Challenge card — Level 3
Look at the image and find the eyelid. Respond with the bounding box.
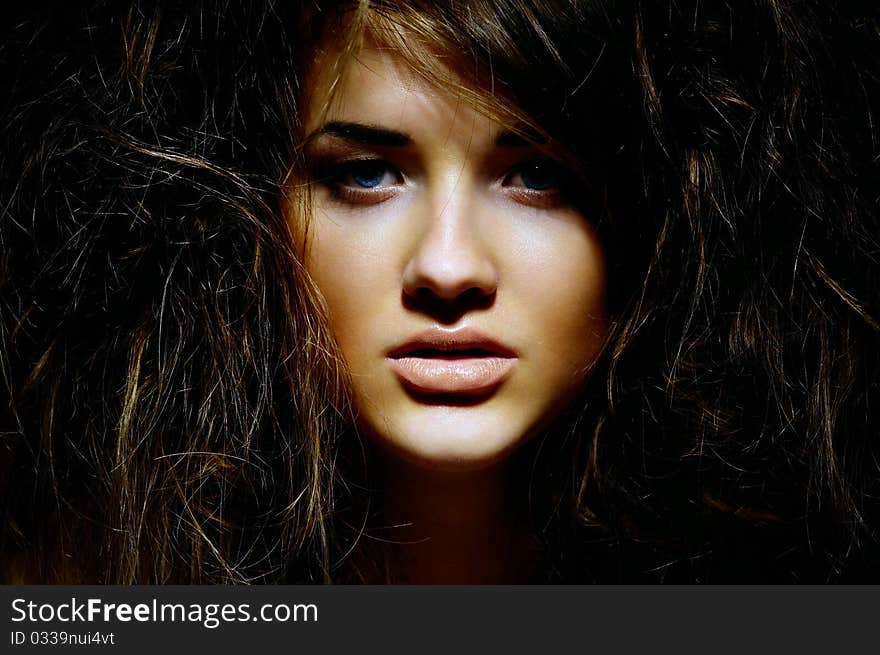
[497,158,572,208]
[314,157,403,181]
[312,157,407,206]
[500,158,568,184]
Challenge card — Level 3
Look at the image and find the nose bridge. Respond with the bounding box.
[403,180,497,301]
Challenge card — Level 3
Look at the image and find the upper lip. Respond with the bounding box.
[387,327,516,359]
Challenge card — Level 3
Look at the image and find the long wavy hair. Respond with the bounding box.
[1,0,878,583]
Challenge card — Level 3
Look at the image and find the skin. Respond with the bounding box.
[293,36,606,582]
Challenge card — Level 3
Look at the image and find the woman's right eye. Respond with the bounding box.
[319,159,405,205]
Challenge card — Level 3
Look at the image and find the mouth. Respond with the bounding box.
[387,329,517,398]
[395,347,502,359]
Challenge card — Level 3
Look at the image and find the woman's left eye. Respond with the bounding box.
[501,160,570,205]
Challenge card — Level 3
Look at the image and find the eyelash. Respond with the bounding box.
[316,159,405,205]
[315,158,570,208]
[501,161,569,208]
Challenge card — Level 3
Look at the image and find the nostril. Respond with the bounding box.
[402,286,496,324]
[409,284,494,305]
[456,286,495,304]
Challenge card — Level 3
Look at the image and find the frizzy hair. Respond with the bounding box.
[0,1,349,583]
[1,0,878,583]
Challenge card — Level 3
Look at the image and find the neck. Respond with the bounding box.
[372,450,536,584]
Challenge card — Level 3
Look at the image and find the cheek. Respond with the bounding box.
[302,217,399,362]
[505,213,606,366]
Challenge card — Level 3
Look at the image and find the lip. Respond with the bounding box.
[387,327,517,397]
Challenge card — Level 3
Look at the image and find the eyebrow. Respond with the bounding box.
[310,121,547,150]
[313,121,412,147]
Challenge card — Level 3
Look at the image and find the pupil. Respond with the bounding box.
[351,162,386,188]
[521,164,555,190]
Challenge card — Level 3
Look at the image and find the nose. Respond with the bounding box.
[402,192,498,305]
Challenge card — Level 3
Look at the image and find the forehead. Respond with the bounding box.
[302,34,505,145]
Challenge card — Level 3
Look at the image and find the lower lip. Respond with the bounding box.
[387,356,516,396]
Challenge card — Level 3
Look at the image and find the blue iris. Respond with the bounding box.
[519,162,558,190]
[348,161,388,188]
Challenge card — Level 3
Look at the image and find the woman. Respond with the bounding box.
[1,0,878,583]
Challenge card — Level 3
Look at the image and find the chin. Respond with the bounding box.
[360,404,536,473]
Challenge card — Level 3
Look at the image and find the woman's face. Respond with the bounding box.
[296,39,606,472]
